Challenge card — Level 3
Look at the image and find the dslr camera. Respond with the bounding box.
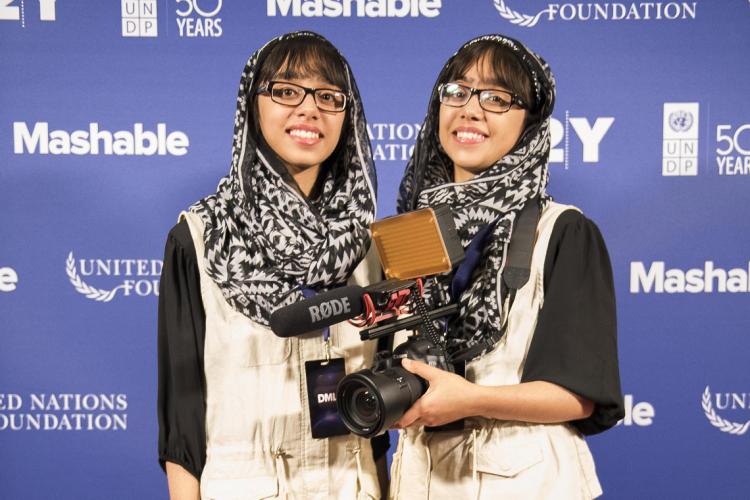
[336,206,464,437]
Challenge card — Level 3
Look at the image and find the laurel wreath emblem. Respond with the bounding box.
[493,0,548,28]
[702,386,750,436]
[66,252,120,302]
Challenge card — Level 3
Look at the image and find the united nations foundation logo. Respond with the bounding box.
[493,0,547,27]
[66,252,162,302]
[702,386,750,436]
[492,1,697,27]
[668,110,694,133]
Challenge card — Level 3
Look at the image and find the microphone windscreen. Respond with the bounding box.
[270,285,367,338]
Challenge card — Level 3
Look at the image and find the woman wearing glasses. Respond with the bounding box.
[390,35,624,499]
[157,32,385,499]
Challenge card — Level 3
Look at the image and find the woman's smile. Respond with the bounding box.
[452,126,488,144]
[287,124,323,145]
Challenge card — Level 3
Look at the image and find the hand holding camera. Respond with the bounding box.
[393,358,482,429]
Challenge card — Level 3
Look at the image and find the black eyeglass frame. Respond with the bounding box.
[438,82,527,114]
[255,80,349,113]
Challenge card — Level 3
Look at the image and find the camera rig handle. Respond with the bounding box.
[358,303,458,341]
[347,277,458,342]
[348,278,422,328]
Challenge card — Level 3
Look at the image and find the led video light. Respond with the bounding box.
[371,206,463,280]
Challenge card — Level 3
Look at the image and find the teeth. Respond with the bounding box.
[289,129,320,139]
[456,131,485,142]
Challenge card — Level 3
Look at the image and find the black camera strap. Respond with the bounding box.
[448,198,541,363]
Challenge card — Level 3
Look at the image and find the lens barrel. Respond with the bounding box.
[336,366,425,437]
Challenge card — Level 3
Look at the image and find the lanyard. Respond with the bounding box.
[301,287,331,361]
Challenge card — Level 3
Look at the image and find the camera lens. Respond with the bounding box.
[352,388,379,422]
[337,367,426,438]
[340,382,382,431]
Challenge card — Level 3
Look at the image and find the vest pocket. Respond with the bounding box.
[347,439,381,500]
[201,459,278,500]
[242,330,291,367]
[475,438,543,478]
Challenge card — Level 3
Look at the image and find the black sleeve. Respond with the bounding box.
[157,219,207,480]
[520,210,624,435]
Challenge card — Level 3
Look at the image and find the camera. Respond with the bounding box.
[271,202,540,439]
[336,335,454,438]
[270,206,467,437]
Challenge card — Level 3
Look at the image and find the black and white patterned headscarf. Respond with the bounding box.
[398,34,555,362]
[189,31,377,326]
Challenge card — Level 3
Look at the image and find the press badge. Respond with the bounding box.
[304,334,349,439]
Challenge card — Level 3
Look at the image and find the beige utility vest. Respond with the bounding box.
[389,202,603,500]
[182,211,382,500]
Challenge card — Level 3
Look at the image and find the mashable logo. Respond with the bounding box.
[267,0,442,17]
[630,261,750,293]
[616,394,654,427]
[663,102,699,176]
[0,267,18,293]
[13,122,189,156]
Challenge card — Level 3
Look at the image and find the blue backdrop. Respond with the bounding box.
[1,1,749,498]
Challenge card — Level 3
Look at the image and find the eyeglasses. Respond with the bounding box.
[438,82,527,114]
[256,81,348,112]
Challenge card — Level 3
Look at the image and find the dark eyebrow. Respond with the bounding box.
[456,75,507,88]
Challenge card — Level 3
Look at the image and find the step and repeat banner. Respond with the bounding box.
[1,1,749,498]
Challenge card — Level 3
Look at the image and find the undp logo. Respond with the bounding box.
[668,110,694,133]
[492,1,697,27]
[121,0,158,37]
[662,102,699,176]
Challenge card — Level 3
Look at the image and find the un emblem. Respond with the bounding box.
[669,110,694,133]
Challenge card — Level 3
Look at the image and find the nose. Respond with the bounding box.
[295,92,320,118]
[461,93,484,120]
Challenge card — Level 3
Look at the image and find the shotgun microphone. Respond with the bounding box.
[270,285,367,338]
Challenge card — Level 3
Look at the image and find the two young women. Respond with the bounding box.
[158,31,623,500]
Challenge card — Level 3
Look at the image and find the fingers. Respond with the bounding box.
[401,358,442,380]
[396,399,423,428]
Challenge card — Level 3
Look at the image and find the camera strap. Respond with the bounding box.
[448,198,541,362]
[502,196,541,291]
[451,197,540,299]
